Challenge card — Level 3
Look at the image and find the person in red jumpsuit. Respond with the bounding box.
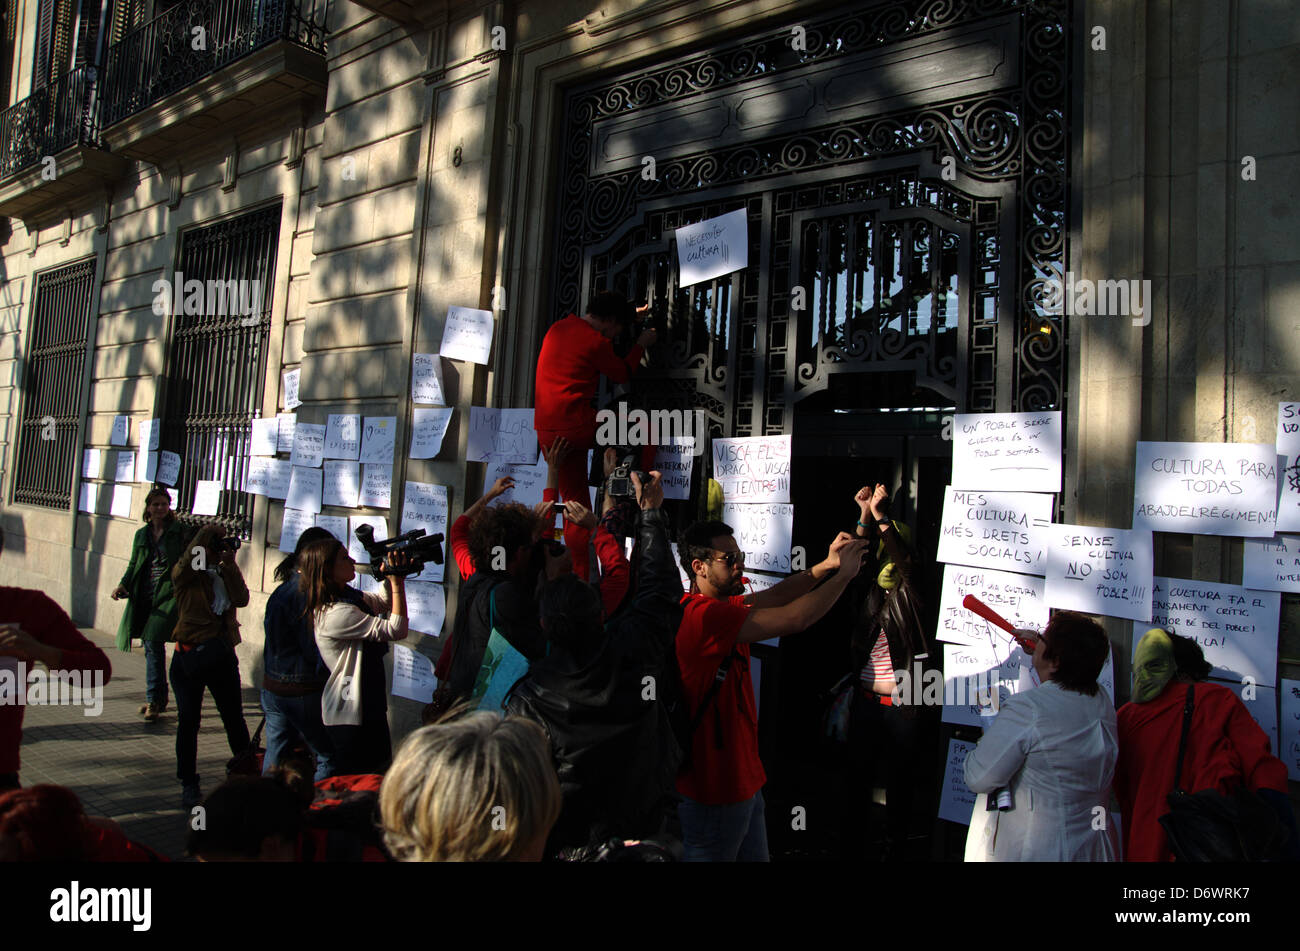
[534,292,656,578]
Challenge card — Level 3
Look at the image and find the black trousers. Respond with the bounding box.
[169,638,251,786]
[844,692,934,857]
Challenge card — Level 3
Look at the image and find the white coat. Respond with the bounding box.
[963,680,1118,862]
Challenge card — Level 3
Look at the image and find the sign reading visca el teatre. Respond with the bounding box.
[1133,442,1277,536]
[711,435,791,504]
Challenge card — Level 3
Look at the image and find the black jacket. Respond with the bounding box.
[507,507,684,855]
[440,568,548,703]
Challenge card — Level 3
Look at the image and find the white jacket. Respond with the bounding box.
[315,591,407,726]
[963,681,1118,862]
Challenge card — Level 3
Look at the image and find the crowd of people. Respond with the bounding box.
[0,292,1296,863]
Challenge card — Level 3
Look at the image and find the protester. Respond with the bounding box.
[299,538,409,774]
[186,775,302,861]
[674,521,868,861]
[963,611,1118,861]
[111,488,186,721]
[0,522,113,791]
[170,523,252,810]
[0,784,163,861]
[261,527,340,781]
[534,291,656,578]
[380,710,561,862]
[507,471,684,857]
[1114,628,1298,861]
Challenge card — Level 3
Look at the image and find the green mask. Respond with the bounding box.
[877,561,900,591]
[1132,628,1176,703]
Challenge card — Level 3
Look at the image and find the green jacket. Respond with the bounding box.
[115,520,188,650]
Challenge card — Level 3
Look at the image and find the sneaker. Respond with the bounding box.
[142,703,162,722]
[138,703,149,716]
[181,782,203,811]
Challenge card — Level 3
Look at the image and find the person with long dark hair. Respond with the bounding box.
[111,487,186,721]
[298,538,409,774]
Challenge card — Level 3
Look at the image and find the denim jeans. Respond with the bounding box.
[677,790,769,862]
[169,638,250,786]
[261,688,337,782]
[144,640,168,707]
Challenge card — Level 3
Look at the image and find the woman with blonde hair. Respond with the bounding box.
[381,711,561,862]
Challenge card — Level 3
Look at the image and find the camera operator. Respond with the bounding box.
[507,471,685,857]
[535,291,656,579]
[298,539,412,775]
[170,523,252,810]
[674,523,869,861]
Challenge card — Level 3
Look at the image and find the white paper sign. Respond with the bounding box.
[135,450,157,484]
[355,571,385,596]
[139,418,160,452]
[676,208,748,288]
[360,417,397,465]
[483,453,547,509]
[286,466,324,515]
[391,643,439,703]
[653,436,696,500]
[110,483,134,518]
[324,414,361,461]
[290,423,326,468]
[952,411,1062,493]
[467,407,536,463]
[157,451,181,487]
[938,738,978,825]
[276,414,296,453]
[323,461,361,509]
[721,501,794,574]
[1280,679,1300,782]
[942,637,1026,727]
[1132,577,1280,687]
[251,418,279,456]
[263,459,292,500]
[711,435,792,504]
[110,415,130,446]
[405,581,447,638]
[399,481,449,584]
[937,566,1048,647]
[1044,525,1153,622]
[348,516,389,566]
[82,448,102,479]
[439,306,495,365]
[313,514,349,545]
[78,482,100,514]
[411,353,446,405]
[1276,403,1300,533]
[1228,682,1279,759]
[193,480,222,516]
[283,368,302,409]
[1133,442,1278,536]
[359,464,392,509]
[114,450,136,483]
[1243,534,1300,593]
[410,407,454,459]
[670,542,693,589]
[936,487,1055,576]
[279,507,316,553]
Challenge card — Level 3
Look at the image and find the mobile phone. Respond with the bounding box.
[551,502,565,512]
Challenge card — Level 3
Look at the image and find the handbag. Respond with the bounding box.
[1157,685,1289,861]
[226,717,266,777]
[322,640,366,727]
[474,590,530,713]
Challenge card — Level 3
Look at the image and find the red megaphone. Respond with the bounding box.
[962,594,1039,652]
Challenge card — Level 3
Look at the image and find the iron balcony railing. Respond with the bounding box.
[101,0,326,128]
[0,64,101,180]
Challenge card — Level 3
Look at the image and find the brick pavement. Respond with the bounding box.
[15,627,263,860]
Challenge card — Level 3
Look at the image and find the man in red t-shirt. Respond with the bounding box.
[534,292,656,578]
[675,520,867,861]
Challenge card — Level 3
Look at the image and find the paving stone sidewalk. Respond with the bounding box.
[15,627,264,859]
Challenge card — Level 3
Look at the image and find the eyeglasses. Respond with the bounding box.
[710,550,745,569]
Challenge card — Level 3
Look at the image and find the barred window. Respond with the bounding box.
[160,204,279,538]
[12,257,96,509]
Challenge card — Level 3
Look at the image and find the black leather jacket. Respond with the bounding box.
[507,507,684,855]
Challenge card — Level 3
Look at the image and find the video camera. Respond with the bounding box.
[353,523,444,578]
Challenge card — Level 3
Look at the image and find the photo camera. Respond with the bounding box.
[353,523,444,578]
[606,450,646,501]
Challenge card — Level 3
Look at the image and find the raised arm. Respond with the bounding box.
[963,694,1034,792]
[744,532,858,608]
[736,538,868,643]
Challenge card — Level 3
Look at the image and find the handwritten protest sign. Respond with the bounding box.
[360,417,396,465]
[653,436,696,500]
[410,407,454,459]
[711,435,791,504]
[251,418,279,456]
[110,484,134,518]
[1277,403,1300,533]
[1281,679,1300,782]
[139,418,160,452]
[1228,682,1279,758]
[439,306,495,365]
[193,480,222,516]
[290,423,325,468]
[412,353,446,405]
[1243,534,1300,593]
[135,450,156,484]
[324,414,361,461]
[114,451,135,483]
[1132,577,1279,686]
[399,481,449,583]
[721,501,794,573]
[314,514,349,545]
[323,461,361,509]
[1133,442,1277,536]
[110,415,129,446]
[286,466,323,515]
[391,644,439,703]
[937,738,978,825]
[283,368,301,409]
[676,208,748,288]
[467,407,536,463]
[942,638,1026,727]
[483,452,547,508]
[937,566,1048,647]
[157,451,180,486]
[244,457,272,496]
[936,487,1054,576]
[952,411,1061,493]
[1044,524,1153,622]
[404,581,446,639]
[358,464,392,509]
[276,414,296,453]
[82,449,101,479]
[279,508,315,553]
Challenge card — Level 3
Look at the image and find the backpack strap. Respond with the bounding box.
[1170,684,1196,795]
[691,649,740,750]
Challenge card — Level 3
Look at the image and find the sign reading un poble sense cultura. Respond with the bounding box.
[1133,442,1277,536]
[676,209,748,288]
[952,411,1062,493]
